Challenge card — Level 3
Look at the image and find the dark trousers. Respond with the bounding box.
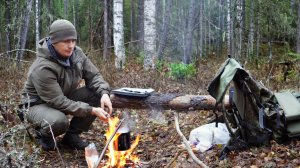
[27,86,99,138]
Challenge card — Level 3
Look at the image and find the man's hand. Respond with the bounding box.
[100,93,112,115]
[91,107,110,122]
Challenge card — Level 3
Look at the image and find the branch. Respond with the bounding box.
[94,118,125,168]
[93,40,141,52]
[0,49,36,63]
[165,149,184,168]
[43,119,66,168]
[174,112,208,168]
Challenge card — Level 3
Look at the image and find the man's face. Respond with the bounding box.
[52,39,76,58]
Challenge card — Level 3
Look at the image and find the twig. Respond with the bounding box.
[43,119,66,168]
[93,40,141,52]
[265,63,274,87]
[140,157,169,166]
[94,118,125,168]
[0,49,36,63]
[165,149,184,168]
[174,112,208,168]
[0,49,36,57]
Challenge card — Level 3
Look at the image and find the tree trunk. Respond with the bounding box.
[144,0,156,70]
[247,0,254,58]
[217,0,224,58]
[64,0,68,19]
[235,0,242,59]
[111,93,230,111]
[203,1,207,58]
[47,0,53,27]
[113,0,126,69]
[88,3,93,51]
[291,0,296,10]
[137,0,144,53]
[256,1,260,60]
[35,0,39,52]
[5,0,12,58]
[183,0,196,64]
[267,8,272,62]
[72,0,76,27]
[103,0,109,60]
[108,0,114,48]
[296,0,300,53]
[157,0,172,60]
[208,0,211,55]
[13,1,21,48]
[226,0,232,57]
[199,0,204,58]
[0,29,2,52]
[74,0,79,43]
[15,0,33,65]
[130,0,136,51]
[241,0,246,59]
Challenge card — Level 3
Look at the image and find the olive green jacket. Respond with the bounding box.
[23,38,110,117]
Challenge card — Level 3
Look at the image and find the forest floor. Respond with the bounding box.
[0,51,299,168]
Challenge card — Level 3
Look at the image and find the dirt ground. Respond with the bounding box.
[0,56,299,167]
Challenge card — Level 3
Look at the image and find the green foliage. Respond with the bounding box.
[287,52,300,61]
[167,62,197,80]
[135,51,144,64]
[286,69,298,79]
[155,60,165,72]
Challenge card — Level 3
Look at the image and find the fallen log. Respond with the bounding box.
[110,93,230,111]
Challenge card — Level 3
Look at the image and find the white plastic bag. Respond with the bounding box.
[189,122,231,152]
[85,143,99,168]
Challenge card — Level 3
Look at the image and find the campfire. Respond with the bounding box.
[85,117,141,168]
[104,117,140,167]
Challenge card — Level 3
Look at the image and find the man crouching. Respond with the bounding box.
[21,19,112,151]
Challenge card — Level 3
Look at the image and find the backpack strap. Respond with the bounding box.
[274,105,281,128]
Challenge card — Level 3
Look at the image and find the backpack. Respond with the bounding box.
[208,58,300,148]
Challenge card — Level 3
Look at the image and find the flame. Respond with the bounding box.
[103,117,140,168]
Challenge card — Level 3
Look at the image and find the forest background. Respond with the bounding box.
[0,0,300,167]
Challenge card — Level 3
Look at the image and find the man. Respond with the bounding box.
[22,19,112,151]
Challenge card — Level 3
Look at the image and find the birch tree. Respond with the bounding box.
[227,0,233,57]
[144,0,156,69]
[113,0,126,69]
[35,0,39,51]
[16,0,33,64]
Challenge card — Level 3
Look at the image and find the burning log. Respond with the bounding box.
[110,93,231,111]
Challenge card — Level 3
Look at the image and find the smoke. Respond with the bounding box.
[120,108,167,134]
[148,108,167,125]
[121,110,138,132]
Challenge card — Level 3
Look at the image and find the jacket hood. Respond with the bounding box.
[37,38,52,59]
